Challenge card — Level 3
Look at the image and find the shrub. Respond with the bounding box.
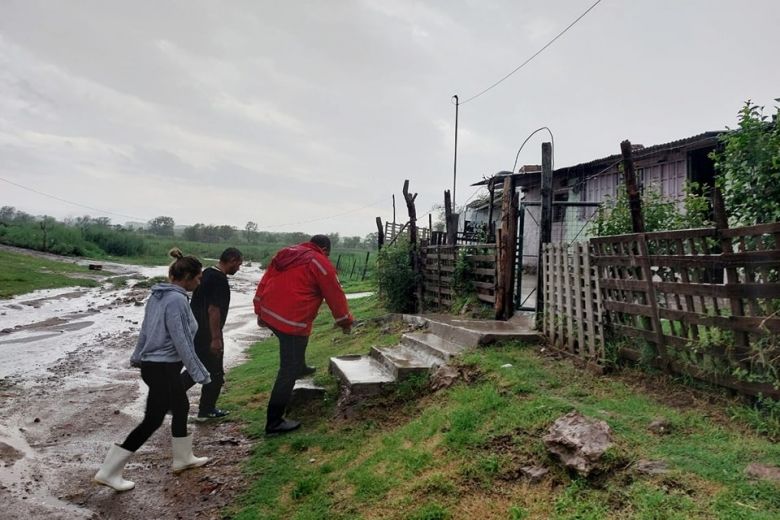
[711,100,780,227]
[592,182,711,237]
[375,239,416,313]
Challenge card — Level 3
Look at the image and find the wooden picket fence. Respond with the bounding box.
[422,244,497,310]
[542,242,605,365]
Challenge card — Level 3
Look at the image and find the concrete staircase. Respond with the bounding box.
[329,313,540,396]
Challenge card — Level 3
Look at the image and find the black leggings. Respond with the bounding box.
[121,361,189,452]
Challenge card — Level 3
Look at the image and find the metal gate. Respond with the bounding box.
[515,201,601,311]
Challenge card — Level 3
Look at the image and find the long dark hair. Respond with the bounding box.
[168,248,202,281]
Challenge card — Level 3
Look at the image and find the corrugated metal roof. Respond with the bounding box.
[471,130,724,186]
[554,131,723,175]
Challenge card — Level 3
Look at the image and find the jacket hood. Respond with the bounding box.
[271,242,325,272]
[150,283,187,299]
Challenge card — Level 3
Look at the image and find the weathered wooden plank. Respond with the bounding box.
[583,243,601,358]
[599,279,780,299]
[658,308,780,334]
[564,245,575,353]
[637,235,669,369]
[543,244,551,338]
[556,244,565,349]
[477,293,496,303]
[603,300,655,317]
[719,222,780,238]
[591,228,716,245]
[473,267,496,276]
[473,281,496,290]
[592,251,780,268]
[465,255,497,263]
[573,242,585,357]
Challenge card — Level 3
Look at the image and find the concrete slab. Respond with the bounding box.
[403,313,542,346]
[401,332,468,362]
[369,344,440,379]
[290,378,326,406]
[329,355,395,395]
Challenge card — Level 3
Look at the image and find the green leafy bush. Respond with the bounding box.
[375,239,416,313]
[592,182,711,236]
[711,100,780,227]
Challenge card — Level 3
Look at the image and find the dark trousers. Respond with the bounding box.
[266,329,309,426]
[181,346,225,414]
[121,361,188,452]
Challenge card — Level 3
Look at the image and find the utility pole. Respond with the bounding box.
[620,140,645,233]
[452,95,459,208]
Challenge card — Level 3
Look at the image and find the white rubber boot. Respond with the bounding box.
[94,444,135,491]
[172,435,209,473]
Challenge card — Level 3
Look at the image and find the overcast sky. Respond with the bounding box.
[1,0,779,236]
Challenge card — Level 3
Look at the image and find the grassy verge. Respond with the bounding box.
[221,299,780,519]
[0,250,99,298]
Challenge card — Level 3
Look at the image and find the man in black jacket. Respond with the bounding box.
[182,247,243,420]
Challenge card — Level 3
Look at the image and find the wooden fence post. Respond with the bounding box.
[620,140,645,233]
[361,251,371,280]
[444,190,457,246]
[403,180,423,312]
[712,187,749,361]
[536,142,553,317]
[375,217,384,250]
[495,176,518,320]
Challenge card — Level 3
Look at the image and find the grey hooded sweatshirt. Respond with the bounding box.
[130,283,211,385]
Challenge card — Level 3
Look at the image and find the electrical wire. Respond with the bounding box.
[460,0,604,105]
[259,197,386,229]
[2,174,386,231]
[0,175,148,221]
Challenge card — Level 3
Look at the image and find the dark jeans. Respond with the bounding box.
[121,361,188,452]
[266,329,309,426]
[181,346,225,414]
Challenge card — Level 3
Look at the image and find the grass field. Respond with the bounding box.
[0,250,99,298]
[220,297,780,519]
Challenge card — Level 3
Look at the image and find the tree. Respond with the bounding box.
[245,221,259,243]
[148,216,175,236]
[0,206,16,223]
[363,232,379,250]
[711,100,780,227]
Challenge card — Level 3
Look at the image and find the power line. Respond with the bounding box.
[460,0,604,105]
[260,197,386,229]
[1,174,386,231]
[0,174,148,221]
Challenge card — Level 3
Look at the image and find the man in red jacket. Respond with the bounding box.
[254,234,353,434]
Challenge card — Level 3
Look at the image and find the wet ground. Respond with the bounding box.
[0,254,271,519]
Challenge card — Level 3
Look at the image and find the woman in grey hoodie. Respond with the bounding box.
[94,248,212,491]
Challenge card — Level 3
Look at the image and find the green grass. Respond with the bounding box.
[221,298,780,519]
[0,250,99,298]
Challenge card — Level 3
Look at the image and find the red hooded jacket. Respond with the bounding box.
[253,242,353,336]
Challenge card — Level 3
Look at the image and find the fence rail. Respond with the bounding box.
[422,244,497,310]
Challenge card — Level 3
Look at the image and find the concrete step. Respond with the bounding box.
[290,378,325,407]
[409,314,542,347]
[401,332,468,362]
[369,344,441,380]
[329,355,396,395]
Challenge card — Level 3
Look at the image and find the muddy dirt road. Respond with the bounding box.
[0,254,270,519]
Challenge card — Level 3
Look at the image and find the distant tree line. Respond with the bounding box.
[0,207,377,260]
